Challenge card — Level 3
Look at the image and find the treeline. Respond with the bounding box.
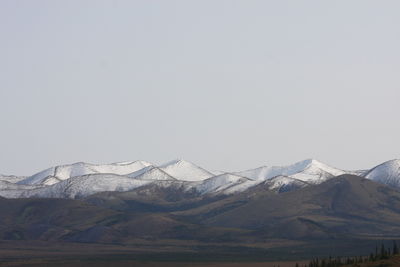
[294,240,399,267]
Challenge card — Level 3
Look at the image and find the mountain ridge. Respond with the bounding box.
[1,158,400,199]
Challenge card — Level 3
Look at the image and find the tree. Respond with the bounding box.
[393,240,399,255]
[381,243,386,259]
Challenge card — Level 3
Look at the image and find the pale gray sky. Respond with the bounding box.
[1,0,399,175]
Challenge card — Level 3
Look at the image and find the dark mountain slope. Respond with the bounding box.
[85,183,226,212]
[1,175,400,246]
[175,175,400,239]
[0,196,250,244]
[0,198,122,242]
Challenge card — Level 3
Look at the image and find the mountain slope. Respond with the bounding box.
[129,166,177,181]
[0,174,27,183]
[264,176,310,192]
[195,173,254,194]
[159,159,214,181]
[0,181,43,198]
[2,174,400,255]
[19,161,153,186]
[364,159,400,187]
[176,175,400,239]
[0,198,121,242]
[19,174,152,199]
[237,159,345,183]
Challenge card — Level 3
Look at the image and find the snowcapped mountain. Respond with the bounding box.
[237,159,345,183]
[1,158,400,199]
[364,159,400,187]
[20,174,152,199]
[195,173,254,194]
[232,159,346,192]
[159,159,214,181]
[18,161,152,186]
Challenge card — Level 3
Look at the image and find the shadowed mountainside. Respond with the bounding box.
[1,175,400,247]
[174,175,400,239]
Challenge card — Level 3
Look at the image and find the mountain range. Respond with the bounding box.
[0,158,399,199]
[1,158,400,261]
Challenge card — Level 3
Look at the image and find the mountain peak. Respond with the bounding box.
[291,158,324,169]
[159,159,214,181]
[236,159,345,184]
[18,160,153,186]
[159,159,190,167]
[365,159,400,187]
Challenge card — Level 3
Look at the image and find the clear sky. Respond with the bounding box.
[1,0,399,175]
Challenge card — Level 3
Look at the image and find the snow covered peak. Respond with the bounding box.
[289,159,345,176]
[159,159,214,181]
[18,160,153,186]
[282,158,339,173]
[364,159,400,187]
[237,159,345,184]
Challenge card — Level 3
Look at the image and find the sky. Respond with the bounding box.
[1,0,399,175]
